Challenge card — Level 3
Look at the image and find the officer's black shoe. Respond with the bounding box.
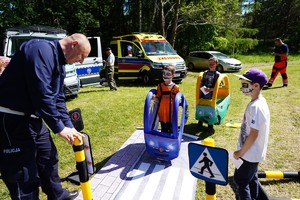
[64,190,79,200]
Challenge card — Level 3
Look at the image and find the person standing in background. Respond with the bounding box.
[266,38,289,87]
[103,47,117,91]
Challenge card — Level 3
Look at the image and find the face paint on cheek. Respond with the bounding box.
[240,80,253,95]
[163,70,172,80]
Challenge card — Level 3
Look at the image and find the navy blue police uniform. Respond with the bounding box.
[0,39,73,199]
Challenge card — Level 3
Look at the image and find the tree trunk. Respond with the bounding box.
[158,0,165,36]
[149,0,158,32]
[169,0,180,47]
[139,0,142,32]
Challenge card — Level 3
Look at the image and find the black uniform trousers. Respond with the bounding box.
[0,112,68,200]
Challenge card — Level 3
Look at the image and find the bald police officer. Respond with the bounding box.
[0,33,91,200]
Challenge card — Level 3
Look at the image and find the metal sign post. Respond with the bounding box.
[188,138,228,199]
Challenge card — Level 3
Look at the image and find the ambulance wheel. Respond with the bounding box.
[142,71,151,85]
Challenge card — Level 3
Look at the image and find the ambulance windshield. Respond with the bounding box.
[142,41,177,56]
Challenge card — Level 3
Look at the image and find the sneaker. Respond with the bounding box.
[110,88,117,91]
[63,190,79,200]
[266,83,272,87]
[102,82,109,87]
[283,83,288,87]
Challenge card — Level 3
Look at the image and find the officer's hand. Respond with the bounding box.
[58,127,85,145]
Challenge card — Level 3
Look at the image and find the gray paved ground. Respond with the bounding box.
[74,128,200,200]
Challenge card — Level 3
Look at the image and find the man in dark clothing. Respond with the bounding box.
[0,33,91,200]
[266,38,289,87]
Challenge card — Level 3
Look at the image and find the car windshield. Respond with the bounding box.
[6,36,61,57]
[141,41,177,56]
[210,52,230,59]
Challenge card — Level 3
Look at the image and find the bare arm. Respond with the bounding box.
[234,128,258,159]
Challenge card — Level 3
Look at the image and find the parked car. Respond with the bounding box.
[64,64,80,98]
[185,51,242,72]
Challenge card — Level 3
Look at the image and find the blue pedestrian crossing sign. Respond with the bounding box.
[188,142,228,185]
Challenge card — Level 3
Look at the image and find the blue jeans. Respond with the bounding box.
[0,112,68,200]
[233,158,259,200]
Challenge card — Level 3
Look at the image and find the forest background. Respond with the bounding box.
[0,0,300,57]
[1,1,300,199]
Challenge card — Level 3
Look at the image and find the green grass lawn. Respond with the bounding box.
[1,59,299,199]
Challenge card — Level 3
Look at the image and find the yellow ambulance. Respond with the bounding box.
[109,33,187,84]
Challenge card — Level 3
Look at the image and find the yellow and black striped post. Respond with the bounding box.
[258,171,300,179]
[203,138,216,200]
[258,171,300,200]
[73,137,92,200]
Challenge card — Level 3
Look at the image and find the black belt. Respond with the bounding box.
[0,106,39,118]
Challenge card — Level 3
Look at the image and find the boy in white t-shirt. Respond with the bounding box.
[233,68,270,199]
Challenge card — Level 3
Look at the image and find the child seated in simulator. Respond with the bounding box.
[153,65,180,133]
[199,57,221,130]
[200,57,221,99]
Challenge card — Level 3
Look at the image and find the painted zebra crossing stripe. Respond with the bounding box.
[75,131,199,200]
[178,170,196,200]
[116,162,151,200]
[114,134,199,200]
[159,167,181,200]
[115,161,196,200]
[138,164,165,200]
